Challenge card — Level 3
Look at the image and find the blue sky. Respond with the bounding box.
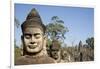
[15,3,94,47]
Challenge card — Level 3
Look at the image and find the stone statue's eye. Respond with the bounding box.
[36,35,41,39]
[34,33,41,39]
[24,34,31,39]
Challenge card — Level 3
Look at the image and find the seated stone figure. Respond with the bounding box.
[15,8,56,65]
[49,40,64,63]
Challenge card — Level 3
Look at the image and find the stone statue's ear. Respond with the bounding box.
[43,35,47,47]
[43,35,47,54]
[44,35,46,39]
[44,35,46,40]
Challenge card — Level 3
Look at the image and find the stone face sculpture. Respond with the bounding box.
[61,50,71,62]
[49,40,64,63]
[15,8,55,65]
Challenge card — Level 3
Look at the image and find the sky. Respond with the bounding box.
[15,3,94,47]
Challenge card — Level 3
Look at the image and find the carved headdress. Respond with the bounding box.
[21,8,46,34]
[50,40,61,50]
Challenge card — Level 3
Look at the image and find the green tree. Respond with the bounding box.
[14,17,20,48]
[14,17,20,28]
[86,37,94,49]
[46,16,69,42]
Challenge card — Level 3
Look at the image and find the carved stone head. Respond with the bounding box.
[21,8,46,55]
[50,40,61,62]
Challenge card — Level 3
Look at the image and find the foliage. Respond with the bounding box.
[61,45,94,62]
[86,37,94,49]
[14,17,20,28]
[14,47,21,61]
[47,39,52,47]
[46,16,69,42]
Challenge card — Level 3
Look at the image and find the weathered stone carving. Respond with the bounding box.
[15,8,56,65]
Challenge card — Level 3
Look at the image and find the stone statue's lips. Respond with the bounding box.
[28,44,37,49]
[53,55,58,59]
[28,45,37,49]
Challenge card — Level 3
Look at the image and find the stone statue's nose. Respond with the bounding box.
[30,41,35,44]
[54,52,57,55]
[30,36,36,44]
